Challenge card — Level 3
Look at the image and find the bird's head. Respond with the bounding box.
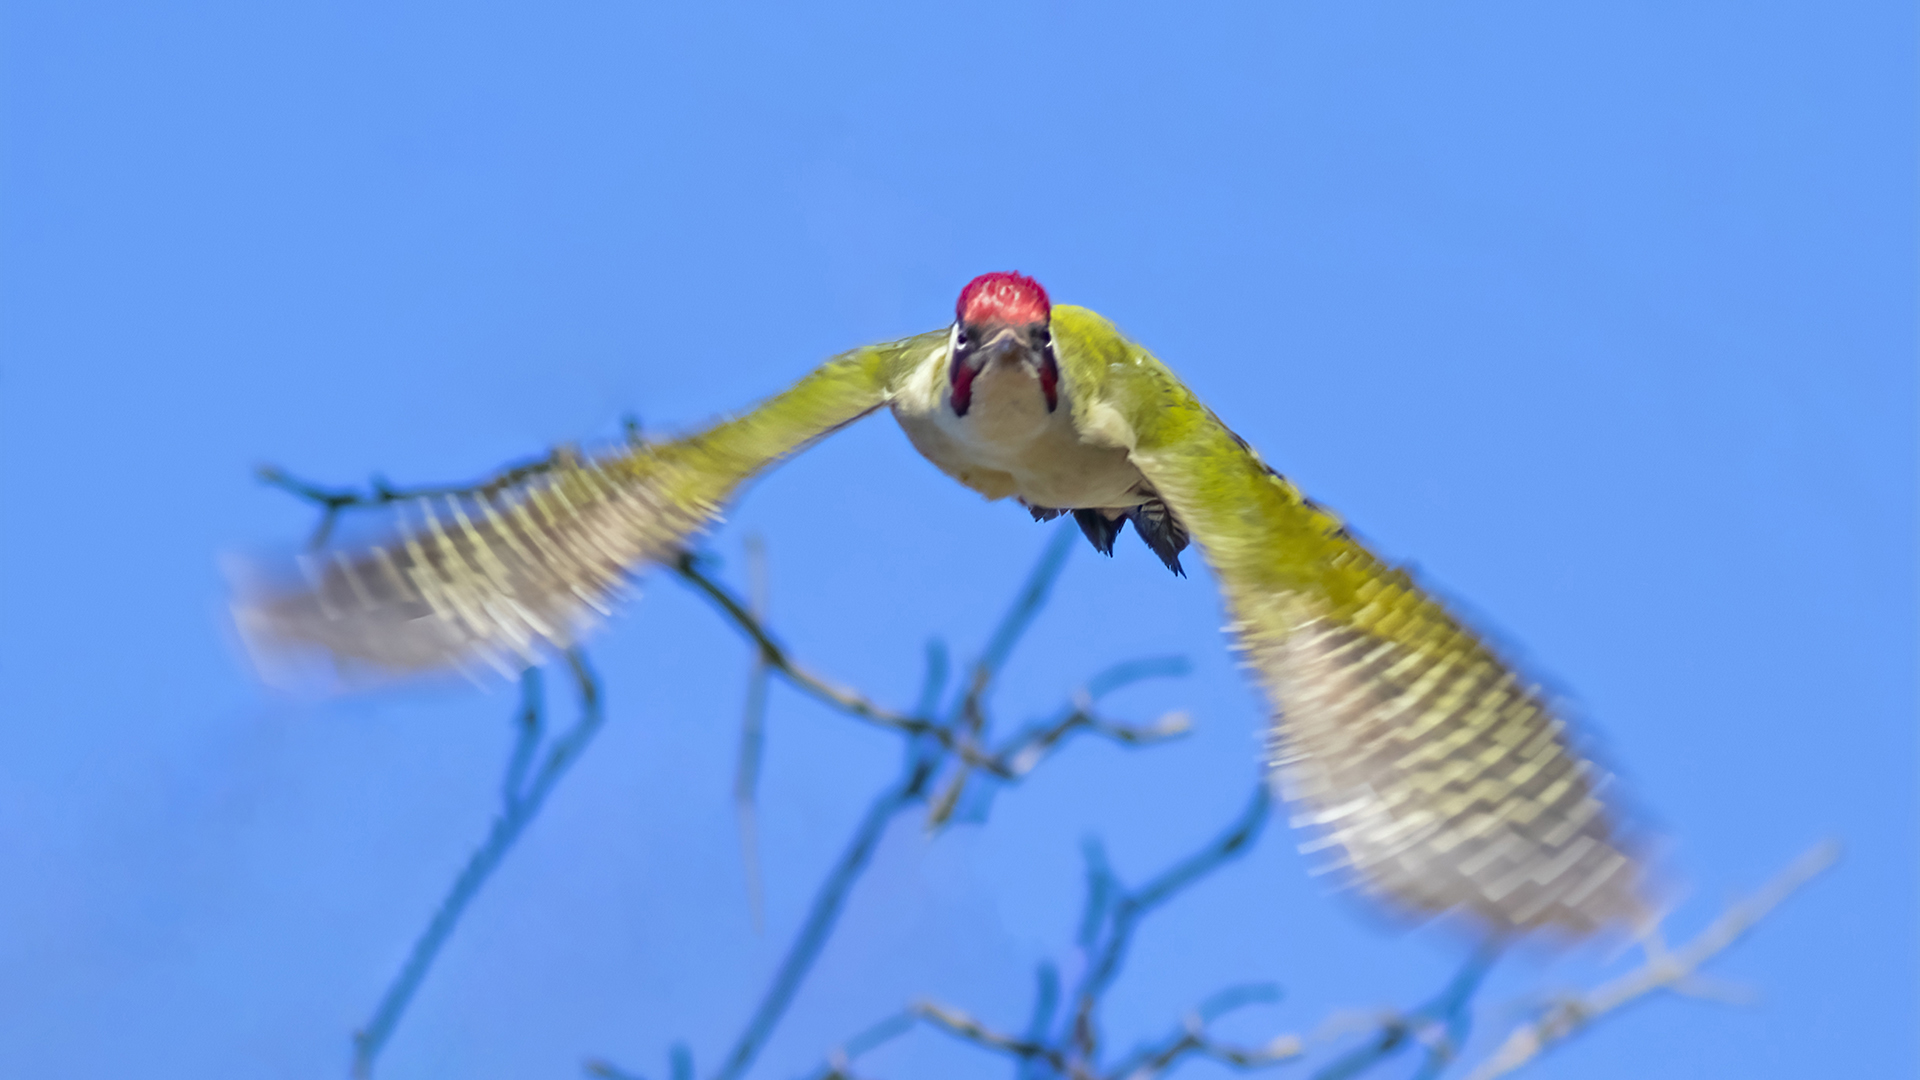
[949,271,1058,418]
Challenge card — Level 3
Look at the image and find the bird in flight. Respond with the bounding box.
[237,272,1648,938]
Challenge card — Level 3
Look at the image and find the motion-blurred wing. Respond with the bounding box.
[235,333,943,683]
[1052,306,1646,935]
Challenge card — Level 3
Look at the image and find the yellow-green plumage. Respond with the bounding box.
[237,332,940,678]
[237,302,1644,935]
[1052,306,1643,933]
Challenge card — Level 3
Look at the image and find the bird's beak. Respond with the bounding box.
[978,325,1035,368]
[948,320,1053,418]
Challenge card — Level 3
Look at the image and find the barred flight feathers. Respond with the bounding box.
[1050,306,1650,936]
[234,334,942,683]
[235,296,1651,938]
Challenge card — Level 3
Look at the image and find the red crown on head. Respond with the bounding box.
[956,272,1051,325]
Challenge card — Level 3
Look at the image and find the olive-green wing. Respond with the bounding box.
[235,332,944,683]
[1052,306,1647,935]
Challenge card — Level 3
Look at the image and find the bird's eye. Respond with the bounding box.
[955,328,969,347]
[1032,326,1052,346]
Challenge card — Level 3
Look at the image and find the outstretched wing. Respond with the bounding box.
[1052,306,1647,935]
[235,332,945,683]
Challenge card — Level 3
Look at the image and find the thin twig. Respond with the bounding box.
[1018,963,1062,1080]
[673,553,932,737]
[1308,943,1499,1080]
[1466,840,1841,1080]
[1106,983,1300,1080]
[672,542,1185,795]
[265,467,617,1078]
[1068,784,1274,1068]
[915,999,1069,1072]
[736,535,773,933]
[711,744,941,1080]
[808,787,1283,1080]
[928,527,1078,826]
[706,531,1086,1080]
[788,1012,918,1080]
[352,651,605,1078]
[587,530,1189,1080]
[1407,943,1500,1080]
[258,457,564,549]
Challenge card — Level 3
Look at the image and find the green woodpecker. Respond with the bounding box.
[238,272,1648,937]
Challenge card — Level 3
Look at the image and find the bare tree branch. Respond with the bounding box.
[801,783,1280,1080]
[352,651,605,1078]
[260,464,1835,1080]
[1067,783,1274,1069]
[927,527,1076,826]
[1017,963,1062,1080]
[617,525,1195,1080]
[915,1000,1067,1070]
[261,465,615,1080]
[1307,944,1498,1080]
[1105,983,1300,1080]
[671,535,1187,803]
[259,455,567,550]
[711,737,942,1080]
[1466,840,1841,1080]
[672,552,939,739]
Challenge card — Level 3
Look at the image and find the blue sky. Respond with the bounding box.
[2,3,1912,1078]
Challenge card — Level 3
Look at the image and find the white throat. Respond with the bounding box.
[890,340,1148,510]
